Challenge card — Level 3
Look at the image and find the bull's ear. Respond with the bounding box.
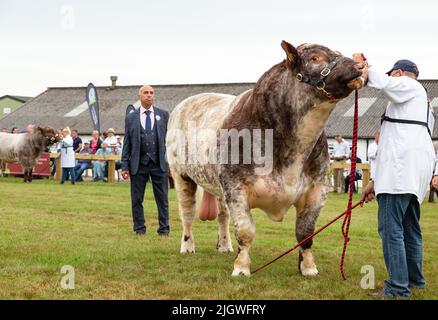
[37,127,44,134]
[281,40,299,67]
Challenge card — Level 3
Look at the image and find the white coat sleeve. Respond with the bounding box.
[367,67,418,104]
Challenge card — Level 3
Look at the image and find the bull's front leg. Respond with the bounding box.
[224,189,255,277]
[294,183,327,276]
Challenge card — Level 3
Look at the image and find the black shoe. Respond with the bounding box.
[136,231,146,237]
[158,232,169,237]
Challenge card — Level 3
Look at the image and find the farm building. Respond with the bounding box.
[0,95,32,120]
[0,79,437,161]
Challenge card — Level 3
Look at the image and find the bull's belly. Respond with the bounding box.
[0,150,19,163]
[248,173,311,222]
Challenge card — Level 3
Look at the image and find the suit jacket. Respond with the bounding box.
[122,106,169,174]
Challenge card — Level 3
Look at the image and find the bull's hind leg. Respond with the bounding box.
[216,197,233,253]
[224,189,255,277]
[23,168,31,183]
[173,173,197,253]
[294,183,327,276]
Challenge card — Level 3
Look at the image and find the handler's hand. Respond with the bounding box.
[352,53,366,63]
[432,175,438,189]
[121,170,130,180]
[361,181,375,203]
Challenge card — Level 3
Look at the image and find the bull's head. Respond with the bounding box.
[37,126,61,146]
[281,41,367,100]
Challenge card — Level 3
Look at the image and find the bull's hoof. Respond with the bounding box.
[231,265,251,277]
[217,245,234,253]
[180,236,195,254]
[216,238,234,253]
[300,262,319,276]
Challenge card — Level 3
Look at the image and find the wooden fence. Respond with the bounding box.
[329,161,371,188]
[50,153,121,183]
[50,153,371,188]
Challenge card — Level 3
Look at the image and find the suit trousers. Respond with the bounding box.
[130,161,169,234]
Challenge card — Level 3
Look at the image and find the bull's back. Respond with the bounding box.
[167,93,237,194]
[0,133,26,162]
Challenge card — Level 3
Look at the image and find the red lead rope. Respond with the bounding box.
[252,90,362,278]
[340,89,360,280]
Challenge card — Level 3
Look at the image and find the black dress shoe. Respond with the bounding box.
[158,233,169,237]
[136,231,146,236]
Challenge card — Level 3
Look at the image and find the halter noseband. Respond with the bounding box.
[46,135,57,145]
[296,56,341,100]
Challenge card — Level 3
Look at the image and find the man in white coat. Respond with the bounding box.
[358,57,436,298]
[367,131,380,180]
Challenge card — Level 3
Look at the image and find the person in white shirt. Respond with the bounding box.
[367,131,380,180]
[103,128,118,147]
[358,57,436,299]
[330,135,350,193]
[59,127,76,184]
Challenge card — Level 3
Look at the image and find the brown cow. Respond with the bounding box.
[166,41,367,276]
[0,127,59,182]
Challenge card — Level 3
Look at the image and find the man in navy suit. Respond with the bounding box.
[122,85,170,236]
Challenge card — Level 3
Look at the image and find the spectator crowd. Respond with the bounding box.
[0,125,123,182]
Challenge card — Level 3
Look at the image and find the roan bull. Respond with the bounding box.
[0,127,59,182]
[166,41,367,277]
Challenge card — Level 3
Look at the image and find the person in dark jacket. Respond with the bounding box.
[122,85,169,237]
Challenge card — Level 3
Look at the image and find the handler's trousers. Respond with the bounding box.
[377,193,425,298]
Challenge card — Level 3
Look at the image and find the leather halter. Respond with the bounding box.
[295,56,341,100]
[46,135,58,145]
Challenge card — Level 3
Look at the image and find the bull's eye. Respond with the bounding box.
[311,56,319,62]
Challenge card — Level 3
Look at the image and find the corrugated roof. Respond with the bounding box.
[0,81,437,139]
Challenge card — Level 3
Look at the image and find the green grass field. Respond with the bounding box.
[0,177,437,300]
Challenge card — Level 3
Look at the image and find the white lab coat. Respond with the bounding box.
[367,67,436,203]
[60,135,75,168]
[367,141,378,180]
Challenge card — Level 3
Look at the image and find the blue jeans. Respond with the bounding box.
[61,167,76,184]
[377,193,425,298]
[74,162,91,181]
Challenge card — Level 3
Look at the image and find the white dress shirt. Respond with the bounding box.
[367,67,436,203]
[140,105,155,130]
[367,141,378,180]
[333,139,350,159]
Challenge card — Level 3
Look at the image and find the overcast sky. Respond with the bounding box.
[1,0,437,97]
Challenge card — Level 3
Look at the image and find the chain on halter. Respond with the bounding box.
[296,56,342,100]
